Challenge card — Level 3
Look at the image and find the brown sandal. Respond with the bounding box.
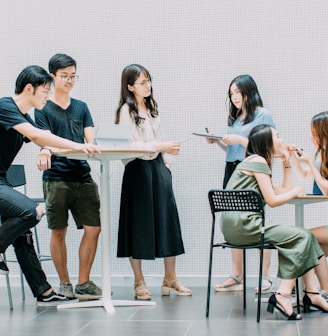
[134,280,152,300]
[161,278,192,296]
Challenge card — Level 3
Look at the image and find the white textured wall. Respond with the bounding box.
[1,0,328,285]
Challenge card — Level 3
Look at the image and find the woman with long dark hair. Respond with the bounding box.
[222,124,328,320]
[208,75,275,293]
[115,64,192,300]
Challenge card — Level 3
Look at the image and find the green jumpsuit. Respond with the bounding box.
[221,159,323,279]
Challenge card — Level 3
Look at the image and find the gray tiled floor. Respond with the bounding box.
[1,284,328,336]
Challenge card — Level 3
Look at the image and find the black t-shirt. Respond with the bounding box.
[0,97,33,180]
[35,98,94,182]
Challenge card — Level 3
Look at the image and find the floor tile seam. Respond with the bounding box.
[123,319,194,322]
[183,321,194,336]
[71,320,94,336]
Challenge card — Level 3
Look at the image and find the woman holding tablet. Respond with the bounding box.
[207,74,276,293]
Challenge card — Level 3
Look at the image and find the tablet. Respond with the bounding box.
[95,124,133,148]
[192,132,223,140]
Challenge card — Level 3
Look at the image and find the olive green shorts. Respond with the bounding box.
[43,180,101,230]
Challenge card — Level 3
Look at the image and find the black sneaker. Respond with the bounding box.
[36,290,71,306]
[0,254,9,275]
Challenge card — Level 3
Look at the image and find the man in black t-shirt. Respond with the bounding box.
[35,54,102,300]
[0,65,99,306]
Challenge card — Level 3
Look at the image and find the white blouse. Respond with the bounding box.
[118,104,170,165]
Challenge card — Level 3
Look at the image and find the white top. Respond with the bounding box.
[118,104,170,165]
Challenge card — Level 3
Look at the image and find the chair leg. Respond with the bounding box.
[2,253,13,310]
[257,247,264,323]
[20,269,25,300]
[243,249,246,310]
[295,278,300,314]
[206,219,217,318]
[206,245,214,317]
[5,274,14,310]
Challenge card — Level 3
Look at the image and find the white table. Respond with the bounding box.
[288,195,328,228]
[55,149,156,313]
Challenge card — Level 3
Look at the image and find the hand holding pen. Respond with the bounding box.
[285,144,312,165]
[285,144,303,157]
[205,127,220,144]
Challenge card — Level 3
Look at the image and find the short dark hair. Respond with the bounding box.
[15,65,53,94]
[48,53,76,74]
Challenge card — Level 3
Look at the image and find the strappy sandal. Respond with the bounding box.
[267,292,302,320]
[134,280,152,300]
[254,276,273,294]
[214,275,243,292]
[161,278,192,296]
[303,290,328,313]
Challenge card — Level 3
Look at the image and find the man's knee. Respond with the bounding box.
[51,228,67,240]
[21,206,39,228]
[83,225,101,239]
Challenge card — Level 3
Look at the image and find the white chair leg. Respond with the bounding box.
[5,273,14,310]
[20,270,25,300]
[2,253,13,310]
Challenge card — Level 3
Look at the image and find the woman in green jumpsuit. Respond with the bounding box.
[221,124,328,320]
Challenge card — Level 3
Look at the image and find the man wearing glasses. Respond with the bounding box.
[0,65,100,306]
[35,54,102,300]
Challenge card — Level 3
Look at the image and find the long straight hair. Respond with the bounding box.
[246,124,274,168]
[115,64,158,126]
[311,111,328,179]
[227,74,263,126]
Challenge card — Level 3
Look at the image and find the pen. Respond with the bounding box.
[291,148,303,157]
[205,127,209,134]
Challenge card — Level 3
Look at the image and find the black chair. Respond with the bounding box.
[4,164,52,301]
[206,189,300,322]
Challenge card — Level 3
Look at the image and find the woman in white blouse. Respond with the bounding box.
[115,64,192,300]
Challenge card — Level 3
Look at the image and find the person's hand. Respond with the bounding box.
[37,148,52,171]
[157,141,181,155]
[36,203,45,221]
[295,185,305,197]
[75,143,101,155]
[222,134,243,145]
[278,144,293,163]
[290,147,311,163]
[205,133,219,144]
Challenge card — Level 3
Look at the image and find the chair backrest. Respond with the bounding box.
[6,164,26,188]
[208,189,264,222]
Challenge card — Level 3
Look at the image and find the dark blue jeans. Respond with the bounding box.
[0,182,51,297]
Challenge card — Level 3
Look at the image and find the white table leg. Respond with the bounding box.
[58,160,155,313]
[293,203,305,293]
[294,204,304,228]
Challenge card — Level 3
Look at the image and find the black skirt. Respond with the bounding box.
[117,154,185,259]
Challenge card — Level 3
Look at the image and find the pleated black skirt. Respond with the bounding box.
[117,154,185,259]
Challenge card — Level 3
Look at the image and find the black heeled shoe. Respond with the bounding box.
[267,292,302,320]
[303,290,328,313]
